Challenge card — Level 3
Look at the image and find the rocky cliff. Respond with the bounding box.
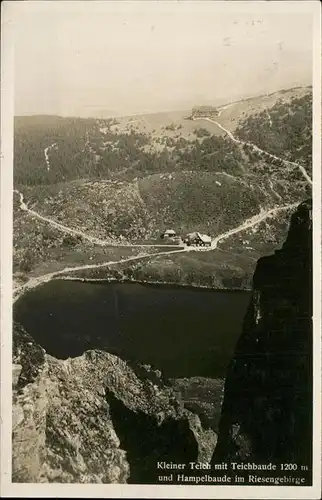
[211,199,312,480]
[12,323,216,483]
[12,198,313,484]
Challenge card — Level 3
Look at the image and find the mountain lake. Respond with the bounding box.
[14,280,251,379]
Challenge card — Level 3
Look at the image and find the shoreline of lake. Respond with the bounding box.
[48,275,252,294]
[14,280,251,379]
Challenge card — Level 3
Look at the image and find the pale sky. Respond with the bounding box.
[7,1,314,117]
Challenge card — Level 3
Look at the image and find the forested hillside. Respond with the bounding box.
[14,88,312,188]
[14,116,245,186]
[235,93,312,174]
[13,87,312,286]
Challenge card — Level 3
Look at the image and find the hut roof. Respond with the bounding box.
[196,232,212,243]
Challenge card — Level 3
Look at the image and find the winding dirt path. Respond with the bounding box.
[13,247,186,302]
[12,111,305,302]
[217,102,234,117]
[211,202,298,249]
[13,200,299,301]
[193,117,312,185]
[13,190,180,249]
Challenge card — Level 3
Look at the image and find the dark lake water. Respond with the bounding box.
[14,280,251,379]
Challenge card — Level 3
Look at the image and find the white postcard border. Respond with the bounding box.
[1,1,321,498]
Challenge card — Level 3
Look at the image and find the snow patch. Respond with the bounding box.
[44,143,57,171]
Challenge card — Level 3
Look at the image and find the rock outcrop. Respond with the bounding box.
[212,200,312,480]
[12,324,216,483]
[12,199,312,484]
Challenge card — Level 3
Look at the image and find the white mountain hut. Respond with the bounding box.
[184,232,212,247]
[162,229,177,239]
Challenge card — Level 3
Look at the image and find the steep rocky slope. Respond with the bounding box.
[212,199,312,482]
[12,323,216,483]
[12,198,313,484]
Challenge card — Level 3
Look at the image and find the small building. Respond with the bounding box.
[184,232,212,247]
[191,105,219,118]
[161,229,177,239]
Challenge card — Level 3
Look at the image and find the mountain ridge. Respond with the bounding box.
[15,84,311,120]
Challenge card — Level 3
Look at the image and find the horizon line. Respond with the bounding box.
[14,83,312,121]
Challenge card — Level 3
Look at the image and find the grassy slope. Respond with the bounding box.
[13,86,312,287]
[216,86,311,132]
